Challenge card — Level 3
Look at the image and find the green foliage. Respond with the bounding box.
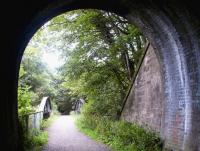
[76,115,162,151]
[52,82,75,114]
[23,129,48,151]
[18,9,151,150]
[19,9,146,117]
[41,114,58,130]
[18,27,58,150]
[19,44,56,105]
[18,85,35,115]
[45,9,147,119]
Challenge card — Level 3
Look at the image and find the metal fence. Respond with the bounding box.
[19,111,43,133]
[19,97,51,133]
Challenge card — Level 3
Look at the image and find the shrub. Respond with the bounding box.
[76,115,162,151]
[23,129,48,151]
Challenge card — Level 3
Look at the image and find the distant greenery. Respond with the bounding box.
[18,32,59,150]
[76,115,162,151]
[18,47,55,150]
[47,9,146,119]
[19,9,146,117]
[18,9,160,151]
[18,45,56,116]
[58,10,161,151]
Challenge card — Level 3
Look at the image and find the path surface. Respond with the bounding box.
[42,115,110,151]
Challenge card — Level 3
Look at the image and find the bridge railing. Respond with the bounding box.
[19,96,51,133]
[19,111,43,133]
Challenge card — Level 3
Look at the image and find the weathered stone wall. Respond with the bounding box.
[124,3,200,149]
[121,44,164,133]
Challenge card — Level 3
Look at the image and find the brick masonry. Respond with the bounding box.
[121,44,164,133]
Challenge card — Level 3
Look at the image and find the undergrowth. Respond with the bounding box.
[20,114,58,151]
[75,115,163,151]
[41,114,59,130]
[23,129,48,151]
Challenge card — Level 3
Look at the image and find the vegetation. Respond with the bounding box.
[22,113,58,151]
[18,45,56,115]
[19,106,58,151]
[47,9,147,119]
[18,9,162,151]
[41,114,59,130]
[18,40,56,150]
[76,115,162,151]
[18,9,146,117]
[18,85,35,115]
[23,129,48,151]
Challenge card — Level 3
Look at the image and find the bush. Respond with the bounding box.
[23,129,48,151]
[18,85,35,116]
[19,114,53,151]
[76,115,162,151]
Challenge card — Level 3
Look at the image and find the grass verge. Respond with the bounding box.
[41,114,59,130]
[22,114,59,151]
[24,129,48,151]
[75,115,162,151]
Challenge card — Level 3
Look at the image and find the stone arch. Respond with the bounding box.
[122,2,200,150]
[2,0,200,150]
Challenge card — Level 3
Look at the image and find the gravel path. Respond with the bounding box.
[42,115,110,151]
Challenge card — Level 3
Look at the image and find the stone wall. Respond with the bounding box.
[121,44,164,133]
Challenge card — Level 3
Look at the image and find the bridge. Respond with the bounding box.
[19,97,52,133]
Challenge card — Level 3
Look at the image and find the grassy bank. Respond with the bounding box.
[22,114,59,151]
[75,115,162,151]
[24,130,48,151]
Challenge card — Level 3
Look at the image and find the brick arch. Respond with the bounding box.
[2,0,200,150]
[123,2,200,150]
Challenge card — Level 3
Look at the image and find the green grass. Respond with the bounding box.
[75,115,163,151]
[22,114,59,151]
[41,114,59,130]
[24,129,48,151]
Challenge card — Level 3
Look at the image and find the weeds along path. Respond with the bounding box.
[42,115,110,151]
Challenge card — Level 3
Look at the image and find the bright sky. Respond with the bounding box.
[41,51,64,72]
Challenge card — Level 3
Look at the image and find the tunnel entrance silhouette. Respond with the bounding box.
[2,1,200,150]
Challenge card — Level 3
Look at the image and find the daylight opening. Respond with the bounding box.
[18,9,163,151]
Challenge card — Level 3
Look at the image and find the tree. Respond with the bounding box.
[18,41,56,114]
[18,9,147,118]
[45,9,146,119]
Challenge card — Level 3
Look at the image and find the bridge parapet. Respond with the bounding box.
[19,97,52,132]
